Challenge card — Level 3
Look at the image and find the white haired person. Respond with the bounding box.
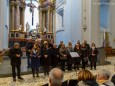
[49,68,64,86]
[9,42,23,82]
[96,69,114,86]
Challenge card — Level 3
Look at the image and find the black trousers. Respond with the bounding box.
[81,59,87,69]
[90,61,96,69]
[27,54,31,67]
[32,68,39,76]
[60,59,67,71]
[11,65,21,79]
[43,58,49,75]
[74,58,80,70]
[67,64,72,71]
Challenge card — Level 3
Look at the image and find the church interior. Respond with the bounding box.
[0,0,115,86]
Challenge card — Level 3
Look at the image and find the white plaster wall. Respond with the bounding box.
[56,0,82,45]
[91,0,100,47]
[110,0,115,48]
[82,0,100,47]
[0,0,9,50]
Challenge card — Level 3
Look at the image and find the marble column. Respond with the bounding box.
[21,8,25,32]
[49,10,53,33]
[11,1,15,31]
[16,1,20,31]
[39,10,42,33]
[47,10,50,32]
[53,10,56,43]
[42,12,45,29]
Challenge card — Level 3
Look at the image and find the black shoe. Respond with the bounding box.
[33,75,35,78]
[47,72,49,75]
[18,77,24,80]
[27,66,29,68]
[36,74,39,77]
[13,78,16,82]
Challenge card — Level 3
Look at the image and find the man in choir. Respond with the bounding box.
[81,43,88,69]
[9,43,23,81]
[49,68,63,86]
[90,43,98,70]
[59,44,68,71]
[51,44,59,68]
[26,39,33,68]
[67,42,74,71]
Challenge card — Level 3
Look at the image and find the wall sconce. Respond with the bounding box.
[83,16,87,31]
[83,25,87,31]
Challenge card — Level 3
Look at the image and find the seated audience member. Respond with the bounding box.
[77,69,98,86]
[111,75,115,85]
[96,69,114,86]
[49,68,64,86]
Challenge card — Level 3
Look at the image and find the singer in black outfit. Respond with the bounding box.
[9,42,23,82]
[90,43,98,70]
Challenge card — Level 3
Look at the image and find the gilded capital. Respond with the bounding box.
[10,1,15,6]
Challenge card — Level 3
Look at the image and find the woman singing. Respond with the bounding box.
[90,43,98,70]
[30,43,41,77]
[74,44,82,70]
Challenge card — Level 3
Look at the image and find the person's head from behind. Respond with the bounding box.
[49,68,63,86]
[111,75,115,85]
[78,69,94,81]
[14,42,20,49]
[96,69,111,81]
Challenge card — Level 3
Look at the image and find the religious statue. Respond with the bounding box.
[18,25,22,31]
[43,27,47,33]
[36,23,39,29]
[26,22,30,32]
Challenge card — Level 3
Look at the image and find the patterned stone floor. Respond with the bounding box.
[0,56,115,86]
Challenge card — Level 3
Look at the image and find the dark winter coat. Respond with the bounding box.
[26,42,33,55]
[30,49,41,68]
[51,47,59,66]
[9,47,23,66]
[89,48,98,62]
[42,47,51,65]
[59,47,68,59]
[81,47,88,62]
[74,48,82,63]
[77,80,98,86]
[67,47,74,64]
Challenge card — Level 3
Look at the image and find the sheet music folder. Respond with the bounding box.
[69,52,79,58]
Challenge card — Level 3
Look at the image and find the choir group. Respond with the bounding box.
[8,39,99,81]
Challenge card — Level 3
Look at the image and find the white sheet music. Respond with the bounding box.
[69,52,79,58]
